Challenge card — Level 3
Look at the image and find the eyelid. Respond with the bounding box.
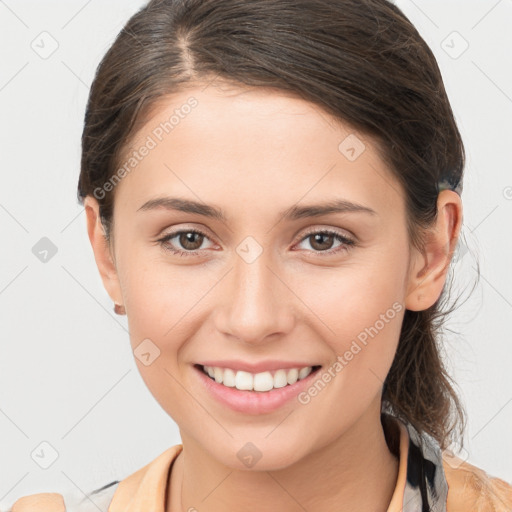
[157,226,217,249]
[295,225,356,245]
[158,224,355,246]
[157,224,357,259]
[158,223,215,241]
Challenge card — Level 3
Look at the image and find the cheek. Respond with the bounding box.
[117,256,209,417]
[117,251,221,394]
[288,247,408,395]
[291,273,405,447]
[305,290,403,400]
[291,245,407,341]
[117,242,204,332]
[325,283,404,363]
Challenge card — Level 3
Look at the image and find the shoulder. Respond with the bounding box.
[442,452,512,512]
[4,445,183,512]
[6,493,65,512]
[5,480,119,512]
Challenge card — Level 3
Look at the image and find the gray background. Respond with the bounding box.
[1,0,511,507]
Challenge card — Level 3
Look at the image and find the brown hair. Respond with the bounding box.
[78,0,467,451]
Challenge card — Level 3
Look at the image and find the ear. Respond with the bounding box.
[83,195,123,306]
[405,189,462,311]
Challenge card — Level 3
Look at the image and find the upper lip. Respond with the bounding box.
[196,360,321,373]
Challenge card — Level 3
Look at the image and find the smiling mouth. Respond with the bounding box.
[194,364,322,393]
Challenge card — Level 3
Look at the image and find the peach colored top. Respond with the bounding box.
[7,415,512,511]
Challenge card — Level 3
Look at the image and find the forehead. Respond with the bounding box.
[112,82,404,218]
[131,82,350,151]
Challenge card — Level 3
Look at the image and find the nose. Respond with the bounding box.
[213,251,296,346]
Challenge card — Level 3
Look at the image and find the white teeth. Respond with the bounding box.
[235,370,253,390]
[253,371,274,392]
[222,368,236,387]
[298,367,312,379]
[273,369,288,388]
[202,365,315,392]
[214,367,223,383]
[287,368,299,384]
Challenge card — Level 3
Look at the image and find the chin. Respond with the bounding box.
[207,436,310,472]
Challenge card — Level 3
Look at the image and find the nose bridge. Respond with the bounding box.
[215,246,294,344]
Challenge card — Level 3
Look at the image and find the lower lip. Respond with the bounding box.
[193,365,322,415]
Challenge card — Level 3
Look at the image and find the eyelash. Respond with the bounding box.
[157,228,356,258]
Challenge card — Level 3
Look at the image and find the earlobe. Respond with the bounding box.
[405,190,462,312]
[83,195,123,306]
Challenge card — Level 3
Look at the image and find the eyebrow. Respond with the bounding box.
[137,196,377,221]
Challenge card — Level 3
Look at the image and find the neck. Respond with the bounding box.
[168,401,399,512]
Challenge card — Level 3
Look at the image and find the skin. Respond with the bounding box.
[84,81,462,512]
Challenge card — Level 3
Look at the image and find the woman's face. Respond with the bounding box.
[88,82,426,469]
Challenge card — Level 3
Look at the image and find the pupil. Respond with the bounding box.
[181,232,202,250]
[312,233,332,250]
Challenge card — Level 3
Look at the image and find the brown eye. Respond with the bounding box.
[296,229,355,255]
[309,232,336,251]
[177,231,205,251]
[157,229,213,257]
